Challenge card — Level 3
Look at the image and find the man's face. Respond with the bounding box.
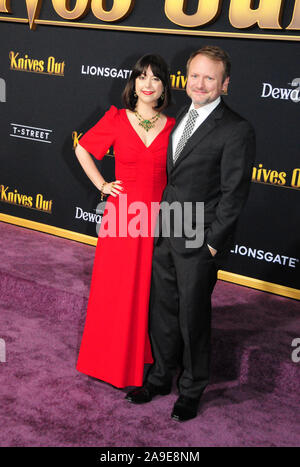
[186,54,229,108]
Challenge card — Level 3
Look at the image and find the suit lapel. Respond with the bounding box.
[172,101,225,170]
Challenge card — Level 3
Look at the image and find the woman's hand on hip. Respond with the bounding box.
[102,180,123,197]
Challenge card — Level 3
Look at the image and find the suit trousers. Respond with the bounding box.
[147,234,218,400]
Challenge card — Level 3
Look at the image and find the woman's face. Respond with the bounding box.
[135,65,164,107]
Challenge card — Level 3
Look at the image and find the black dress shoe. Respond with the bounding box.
[171,395,199,421]
[125,382,171,404]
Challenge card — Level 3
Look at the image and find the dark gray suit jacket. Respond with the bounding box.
[157,99,256,254]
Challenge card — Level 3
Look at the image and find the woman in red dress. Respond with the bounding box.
[75,55,175,388]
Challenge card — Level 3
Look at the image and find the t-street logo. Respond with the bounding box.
[0,77,6,102]
[10,124,53,143]
[0,184,53,213]
[261,78,300,103]
[9,51,65,77]
[230,244,299,268]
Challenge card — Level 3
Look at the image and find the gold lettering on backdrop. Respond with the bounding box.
[252,164,287,185]
[52,0,91,21]
[0,185,9,201]
[47,56,65,74]
[35,193,53,212]
[9,51,19,69]
[9,51,65,75]
[0,0,11,13]
[164,0,221,27]
[0,185,55,211]
[72,131,83,149]
[91,0,135,22]
[170,71,187,90]
[26,0,42,29]
[9,51,45,72]
[291,168,300,188]
[0,0,299,35]
[229,0,284,29]
[287,0,300,29]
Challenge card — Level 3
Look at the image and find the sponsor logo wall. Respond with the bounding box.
[231,244,299,269]
[0,184,53,214]
[81,64,131,79]
[0,0,299,295]
[10,124,53,143]
[9,51,65,76]
[261,79,300,103]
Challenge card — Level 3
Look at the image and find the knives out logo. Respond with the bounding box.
[170,71,187,91]
[0,184,53,213]
[9,51,65,76]
[252,164,300,189]
[0,1,299,36]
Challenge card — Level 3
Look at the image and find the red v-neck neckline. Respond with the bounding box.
[124,109,169,149]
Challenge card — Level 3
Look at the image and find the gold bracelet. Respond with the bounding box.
[100,181,107,201]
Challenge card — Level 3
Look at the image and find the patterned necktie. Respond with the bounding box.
[173,109,199,163]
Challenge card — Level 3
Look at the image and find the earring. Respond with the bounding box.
[134,91,137,97]
[160,91,165,100]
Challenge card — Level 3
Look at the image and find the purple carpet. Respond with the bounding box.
[0,221,299,447]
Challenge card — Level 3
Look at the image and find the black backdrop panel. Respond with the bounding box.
[0,1,299,291]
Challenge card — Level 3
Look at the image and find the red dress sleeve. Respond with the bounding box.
[78,105,118,160]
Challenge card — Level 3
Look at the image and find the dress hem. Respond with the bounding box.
[76,363,153,389]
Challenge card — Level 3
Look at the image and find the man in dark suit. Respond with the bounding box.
[126,46,255,421]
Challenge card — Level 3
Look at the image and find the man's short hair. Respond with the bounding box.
[186,46,231,82]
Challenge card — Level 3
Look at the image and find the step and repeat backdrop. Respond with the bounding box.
[0,1,299,297]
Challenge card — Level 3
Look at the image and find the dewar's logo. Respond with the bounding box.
[261,78,300,103]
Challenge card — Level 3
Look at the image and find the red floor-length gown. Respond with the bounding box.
[76,106,175,388]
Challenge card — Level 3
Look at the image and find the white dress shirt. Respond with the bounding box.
[172,97,221,254]
[172,97,221,159]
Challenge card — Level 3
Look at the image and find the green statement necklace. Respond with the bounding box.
[134,110,160,132]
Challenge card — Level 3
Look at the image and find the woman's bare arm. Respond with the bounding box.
[75,143,122,197]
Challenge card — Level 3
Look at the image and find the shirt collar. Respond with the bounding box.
[189,96,221,116]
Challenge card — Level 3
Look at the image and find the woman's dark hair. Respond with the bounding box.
[122,54,172,112]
